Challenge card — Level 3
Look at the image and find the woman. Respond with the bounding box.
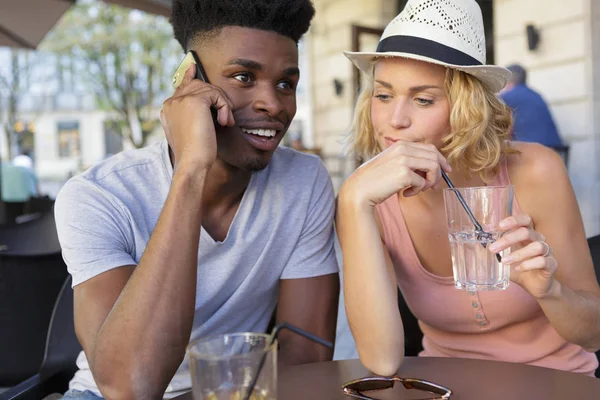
[337,0,600,377]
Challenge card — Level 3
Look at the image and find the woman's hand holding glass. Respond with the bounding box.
[341,141,452,208]
[489,214,559,299]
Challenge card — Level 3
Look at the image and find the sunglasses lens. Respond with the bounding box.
[404,380,448,396]
[348,379,393,392]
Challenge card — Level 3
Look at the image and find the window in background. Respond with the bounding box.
[57,121,80,158]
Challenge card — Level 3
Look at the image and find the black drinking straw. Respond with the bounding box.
[243,322,333,400]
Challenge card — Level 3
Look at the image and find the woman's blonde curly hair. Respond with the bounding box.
[349,65,516,181]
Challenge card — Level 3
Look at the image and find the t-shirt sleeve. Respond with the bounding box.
[54,178,137,287]
[281,160,339,279]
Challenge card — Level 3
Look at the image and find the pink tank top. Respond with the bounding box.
[375,159,598,375]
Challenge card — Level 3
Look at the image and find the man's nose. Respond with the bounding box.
[252,85,286,117]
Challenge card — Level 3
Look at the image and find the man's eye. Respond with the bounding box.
[234,73,252,83]
[278,81,295,90]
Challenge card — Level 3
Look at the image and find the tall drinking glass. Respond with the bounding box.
[443,185,514,291]
[187,333,276,400]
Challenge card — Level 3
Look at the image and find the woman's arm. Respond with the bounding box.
[337,142,451,375]
[336,193,403,376]
[491,142,600,352]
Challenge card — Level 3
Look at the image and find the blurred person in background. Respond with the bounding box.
[1,161,38,203]
[500,64,564,148]
[1,160,39,222]
[12,151,34,170]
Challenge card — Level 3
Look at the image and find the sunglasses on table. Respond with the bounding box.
[342,376,452,399]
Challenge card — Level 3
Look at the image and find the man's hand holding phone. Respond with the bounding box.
[161,58,235,172]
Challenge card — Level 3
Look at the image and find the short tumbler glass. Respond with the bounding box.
[187,333,276,400]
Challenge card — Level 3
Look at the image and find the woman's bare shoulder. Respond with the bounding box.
[506,141,567,187]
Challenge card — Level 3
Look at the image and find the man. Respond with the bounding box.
[500,64,564,147]
[54,1,339,399]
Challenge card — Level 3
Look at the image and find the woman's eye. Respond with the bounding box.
[416,98,434,105]
[374,94,391,101]
[234,73,252,83]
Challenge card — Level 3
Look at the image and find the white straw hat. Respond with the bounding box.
[344,0,511,93]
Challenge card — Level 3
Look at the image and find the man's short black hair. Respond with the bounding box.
[170,0,315,51]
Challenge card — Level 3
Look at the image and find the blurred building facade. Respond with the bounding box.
[2,91,312,198]
[306,0,600,237]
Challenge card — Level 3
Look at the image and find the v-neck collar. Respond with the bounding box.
[160,140,257,245]
[200,172,255,245]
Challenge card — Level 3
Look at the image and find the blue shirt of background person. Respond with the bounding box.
[1,162,38,202]
[500,64,563,147]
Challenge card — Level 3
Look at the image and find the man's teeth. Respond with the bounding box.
[241,128,276,138]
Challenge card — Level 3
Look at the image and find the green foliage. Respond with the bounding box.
[42,0,181,148]
[0,49,38,159]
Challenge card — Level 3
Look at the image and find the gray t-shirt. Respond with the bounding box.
[55,140,338,397]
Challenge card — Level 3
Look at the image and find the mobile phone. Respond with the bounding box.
[172,51,207,88]
[172,51,219,124]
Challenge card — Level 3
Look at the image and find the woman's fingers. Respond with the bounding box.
[401,171,428,197]
[488,222,545,253]
[502,240,552,265]
[396,156,441,188]
[513,253,557,275]
[393,142,452,172]
[347,140,451,204]
[385,142,446,191]
[499,214,533,231]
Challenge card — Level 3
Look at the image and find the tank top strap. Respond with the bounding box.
[490,156,510,186]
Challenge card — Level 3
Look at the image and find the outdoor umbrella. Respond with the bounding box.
[0,0,172,50]
[0,0,75,49]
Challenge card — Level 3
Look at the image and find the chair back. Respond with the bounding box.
[0,276,79,400]
[550,145,570,168]
[38,275,81,393]
[0,252,68,386]
[587,235,600,378]
[397,288,424,357]
[587,235,600,274]
[0,211,66,386]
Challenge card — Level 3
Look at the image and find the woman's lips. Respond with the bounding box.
[385,137,400,147]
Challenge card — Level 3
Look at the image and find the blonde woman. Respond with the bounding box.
[337,0,600,377]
